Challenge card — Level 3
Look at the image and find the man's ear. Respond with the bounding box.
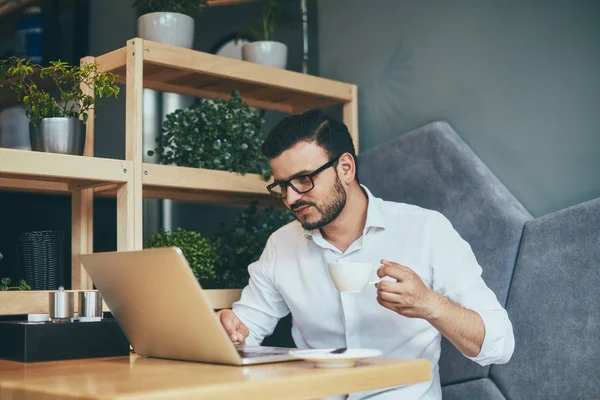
[337,153,356,184]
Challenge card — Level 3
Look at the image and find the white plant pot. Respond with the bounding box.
[242,41,287,69]
[137,12,194,49]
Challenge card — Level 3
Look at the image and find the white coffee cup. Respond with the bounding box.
[327,262,388,293]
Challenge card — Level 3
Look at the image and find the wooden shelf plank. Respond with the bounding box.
[0,289,241,315]
[142,163,281,207]
[143,163,270,195]
[94,185,282,208]
[95,47,127,75]
[0,177,69,195]
[100,38,353,113]
[0,149,132,186]
[142,187,282,208]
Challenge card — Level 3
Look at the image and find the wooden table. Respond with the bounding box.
[0,355,431,399]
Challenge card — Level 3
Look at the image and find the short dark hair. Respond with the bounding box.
[261,110,358,178]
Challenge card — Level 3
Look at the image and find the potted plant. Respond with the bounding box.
[134,0,208,49]
[0,57,119,155]
[0,252,31,291]
[242,0,292,69]
[148,90,271,179]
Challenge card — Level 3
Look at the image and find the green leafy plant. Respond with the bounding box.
[0,277,31,291]
[144,205,293,289]
[133,0,208,15]
[0,253,31,291]
[148,90,271,179]
[245,0,295,42]
[209,202,294,289]
[145,228,219,282]
[0,57,120,127]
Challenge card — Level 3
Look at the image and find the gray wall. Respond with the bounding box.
[318,0,600,217]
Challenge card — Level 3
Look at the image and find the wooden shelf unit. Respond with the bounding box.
[0,146,137,314]
[0,37,359,316]
[93,38,358,248]
[96,39,357,117]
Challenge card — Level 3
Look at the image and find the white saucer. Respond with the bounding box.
[288,348,383,368]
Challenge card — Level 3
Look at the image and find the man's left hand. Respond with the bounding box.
[376,260,440,319]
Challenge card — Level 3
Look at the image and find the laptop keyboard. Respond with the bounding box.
[237,347,291,358]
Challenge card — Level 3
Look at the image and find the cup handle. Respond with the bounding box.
[368,263,384,285]
[369,276,396,285]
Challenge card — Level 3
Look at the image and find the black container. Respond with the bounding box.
[0,318,130,362]
[17,230,65,290]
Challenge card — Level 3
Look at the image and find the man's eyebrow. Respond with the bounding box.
[274,169,312,184]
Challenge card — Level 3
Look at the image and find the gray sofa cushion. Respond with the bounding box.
[358,121,531,384]
[491,198,600,400]
[442,378,506,400]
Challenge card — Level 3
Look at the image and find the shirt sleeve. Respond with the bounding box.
[429,212,515,366]
[231,236,290,346]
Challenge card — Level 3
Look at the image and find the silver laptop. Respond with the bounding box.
[78,247,296,365]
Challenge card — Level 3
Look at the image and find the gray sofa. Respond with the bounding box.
[357,122,600,399]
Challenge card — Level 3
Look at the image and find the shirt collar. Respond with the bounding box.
[361,184,387,231]
[303,184,386,240]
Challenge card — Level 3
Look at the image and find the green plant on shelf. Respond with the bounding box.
[144,204,293,290]
[133,0,208,16]
[244,0,295,42]
[0,277,31,291]
[0,253,31,291]
[145,228,219,282]
[0,57,120,127]
[148,90,271,179]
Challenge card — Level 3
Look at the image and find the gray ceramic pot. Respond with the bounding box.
[29,117,85,155]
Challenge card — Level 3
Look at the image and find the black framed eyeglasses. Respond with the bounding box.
[267,156,340,199]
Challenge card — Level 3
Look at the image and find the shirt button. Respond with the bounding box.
[348,332,355,337]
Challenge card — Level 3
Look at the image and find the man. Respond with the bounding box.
[217,110,514,399]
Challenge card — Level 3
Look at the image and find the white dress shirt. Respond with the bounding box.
[232,185,515,400]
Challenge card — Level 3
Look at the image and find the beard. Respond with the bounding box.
[291,174,347,230]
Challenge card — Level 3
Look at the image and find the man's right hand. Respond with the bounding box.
[216,309,249,344]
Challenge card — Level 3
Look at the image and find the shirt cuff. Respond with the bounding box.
[466,309,515,366]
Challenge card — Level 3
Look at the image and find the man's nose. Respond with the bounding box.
[286,185,302,204]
